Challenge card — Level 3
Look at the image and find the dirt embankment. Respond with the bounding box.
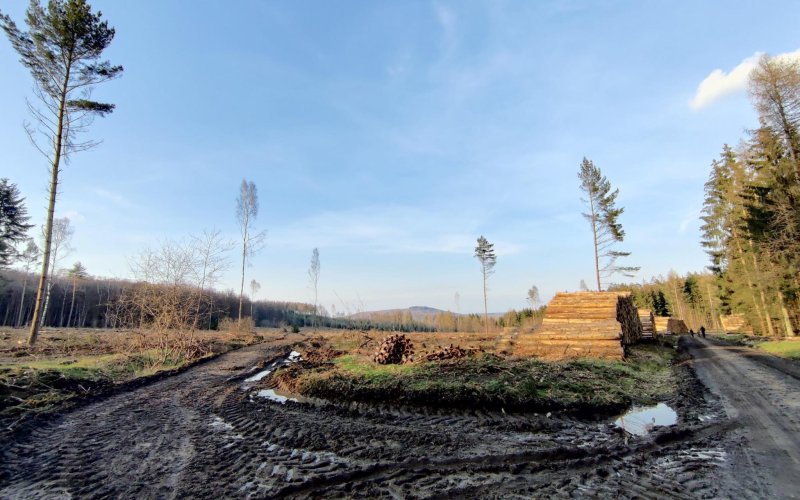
[0,335,740,498]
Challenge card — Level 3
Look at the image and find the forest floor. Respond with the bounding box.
[0,328,796,497]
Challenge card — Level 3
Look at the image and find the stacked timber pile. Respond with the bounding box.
[638,309,656,339]
[720,314,753,334]
[513,291,642,361]
[654,316,670,335]
[374,334,414,364]
[666,318,689,334]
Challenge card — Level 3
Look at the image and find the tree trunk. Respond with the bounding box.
[482,267,489,335]
[589,197,601,291]
[16,276,29,328]
[28,67,71,345]
[238,225,248,323]
[68,279,77,328]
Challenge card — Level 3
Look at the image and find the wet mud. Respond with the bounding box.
[0,339,753,498]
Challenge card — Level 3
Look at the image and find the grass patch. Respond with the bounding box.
[284,343,678,416]
[756,340,800,359]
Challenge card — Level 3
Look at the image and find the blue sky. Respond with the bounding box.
[2,1,799,314]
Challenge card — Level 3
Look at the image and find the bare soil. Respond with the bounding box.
[0,332,795,497]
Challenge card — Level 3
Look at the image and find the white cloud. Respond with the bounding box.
[689,49,800,110]
[61,210,86,224]
[90,187,137,209]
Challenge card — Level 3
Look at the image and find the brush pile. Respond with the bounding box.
[425,344,468,361]
[373,334,415,365]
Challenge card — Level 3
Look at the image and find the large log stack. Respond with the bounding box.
[654,316,670,334]
[666,318,689,334]
[638,309,656,339]
[720,314,753,334]
[513,291,642,361]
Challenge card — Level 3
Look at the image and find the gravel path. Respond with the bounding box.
[686,336,800,499]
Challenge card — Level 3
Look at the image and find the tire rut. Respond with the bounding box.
[1,341,733,498]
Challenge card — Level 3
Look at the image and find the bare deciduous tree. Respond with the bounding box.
[16,239,40,327]
[527,285,540,309]
[235,179,266,324]
[40,217,73,325]
[249,279,261,319]
[190,229,232,328]
[66,261,88,327]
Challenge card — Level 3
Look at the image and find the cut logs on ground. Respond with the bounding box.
[425,344,469,361]
[512,291,642,361]
[374,334,415,365]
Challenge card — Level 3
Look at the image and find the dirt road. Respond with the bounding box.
[0,339,752,498]
[686,336,800,499]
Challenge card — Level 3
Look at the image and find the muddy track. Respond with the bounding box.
[1,341,732,498]
[687,337,800,499]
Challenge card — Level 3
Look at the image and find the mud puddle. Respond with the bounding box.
[613,402,677,436]
[242,351,302,386]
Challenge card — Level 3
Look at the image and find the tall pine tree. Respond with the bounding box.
[578,158,639,291]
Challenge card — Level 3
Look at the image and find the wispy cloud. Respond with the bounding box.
[90,187,137,210]
[434,3,456,55]
[689,48,800,110]
[269,204,522,256]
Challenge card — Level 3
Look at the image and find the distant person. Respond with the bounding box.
[689,329,694,337]
[700,326,706,338]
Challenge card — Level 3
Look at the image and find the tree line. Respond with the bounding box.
[699,55,800,337]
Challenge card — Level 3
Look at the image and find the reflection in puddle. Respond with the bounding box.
[244,369,272,383]
[614,402,677,436]
[242,351,303,386]
[256,389,298,404]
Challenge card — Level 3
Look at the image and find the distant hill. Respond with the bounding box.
[350,306,506,321]
[350,306,449,321]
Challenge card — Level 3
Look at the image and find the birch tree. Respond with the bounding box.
[308,248,320,329]
[235,179,266,323]
[1,0,123,345]
[16,240,40,327]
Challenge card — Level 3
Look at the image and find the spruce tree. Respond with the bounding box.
[0,178,34,267]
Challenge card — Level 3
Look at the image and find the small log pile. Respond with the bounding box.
[638,309,656,339]
[667,318,689,334]
[513,291,641,361]
[617,295,643,345]
[425,344,467,361]
[373,334,414,365]
[654,316,670,334]
[720,314,753,334]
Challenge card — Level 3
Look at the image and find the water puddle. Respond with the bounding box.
[244,369,272,383]
[614,402,677,436]
[242,351,303,386]
[255,388,303,404]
